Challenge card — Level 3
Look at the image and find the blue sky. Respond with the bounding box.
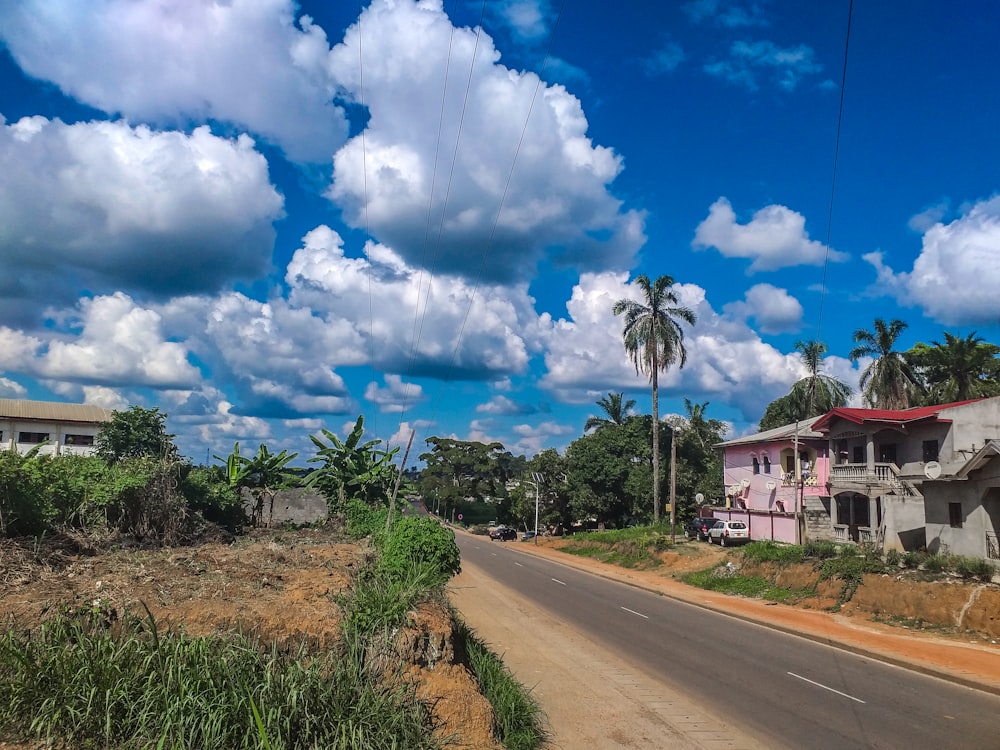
[2,0,999,465]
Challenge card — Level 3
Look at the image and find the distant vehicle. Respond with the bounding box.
[521,530,539,541]
[489,526,517,541]
[707,520,750,547]
[684,516,717,541]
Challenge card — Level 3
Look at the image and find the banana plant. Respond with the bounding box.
[215,442,299,526]
[306,415,399,509]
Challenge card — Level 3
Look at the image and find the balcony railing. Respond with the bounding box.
[829,463,914,496]
[833,524,876,544]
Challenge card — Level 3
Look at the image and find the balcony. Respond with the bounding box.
[828,463,915,496]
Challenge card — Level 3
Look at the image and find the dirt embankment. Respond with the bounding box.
[0,528,501,750]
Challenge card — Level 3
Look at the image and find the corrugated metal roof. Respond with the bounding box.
[716,415,824,447]
[811,398,987,432]
[0,399,114,424]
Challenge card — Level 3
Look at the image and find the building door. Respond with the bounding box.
[878,443,897,465]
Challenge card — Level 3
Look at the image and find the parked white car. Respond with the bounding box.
[707,520,750,547]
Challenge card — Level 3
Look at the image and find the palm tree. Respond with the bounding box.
[906,331,1000,403]
[789,339,851,418]
[585,392,637,432]
[848,318,916,409]
[613,274,696,524]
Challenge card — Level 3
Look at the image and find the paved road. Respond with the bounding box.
[456,534,1000,750]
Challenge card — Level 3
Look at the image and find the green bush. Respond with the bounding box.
[339,562,445,636]
[884,549,902,567]
[379,515,461,583]
[923,554,947,573]
[179,464,246,532]
[344,498,390,538]
[741,540,805,564]
[950,556,994,582]
[818,550,885,605]
[803,540,839,559]
[903,550,926,569]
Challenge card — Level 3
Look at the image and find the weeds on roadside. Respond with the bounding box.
[454,618,548,750]
[683,568,805,602]
[0,607,441,750]
[740,540,805,565]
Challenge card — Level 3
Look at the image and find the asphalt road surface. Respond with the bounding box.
[455,533,1000,750]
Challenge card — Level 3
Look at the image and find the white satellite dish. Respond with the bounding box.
[924,461,942,480]
[741,478,750,488]
[765,481,776,491]
[695,492,705,504]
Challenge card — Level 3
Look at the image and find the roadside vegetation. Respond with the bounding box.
[0,407,546,750]
[683,539,996,609]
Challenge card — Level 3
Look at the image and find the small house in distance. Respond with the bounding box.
[0,399,113,457]
[717,397,1000,563]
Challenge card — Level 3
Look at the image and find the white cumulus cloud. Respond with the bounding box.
[0,0,348,162]
[693,197,847,272]
[723,283,803,334]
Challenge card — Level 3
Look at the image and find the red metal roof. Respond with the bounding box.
[811,399,985,432]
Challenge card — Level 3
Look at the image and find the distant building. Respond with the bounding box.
[0,399,113,457]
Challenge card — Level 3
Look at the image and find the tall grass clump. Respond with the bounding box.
[0,609,440,750]
[378,515,460,583]
[741,540,805,564]
[803,540,839,559]
[818,545,885,606]
[455,619,548,750]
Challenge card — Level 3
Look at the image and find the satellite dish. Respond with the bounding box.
[695,492,705,504]
[924,461,942,479]
[765,481,776,491]
[741,478,750,488]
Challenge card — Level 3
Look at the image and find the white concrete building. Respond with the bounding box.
[0,399,113,457]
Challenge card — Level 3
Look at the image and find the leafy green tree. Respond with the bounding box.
[306,416,399,511]
[507,449,571,532]
[584,392,636,432]
[906,331,1000,404]
[667,400,727,520]
[215,442,299,526]
[418,437,513,521]
[95,406,177,463]
[566,415,654,528]
[613,274,696,524]
[849,318,917,409]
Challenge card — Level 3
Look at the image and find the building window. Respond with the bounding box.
[64,434,95,446]
[752,456,760,475]
[922,440,940,462]
[762,455,771,474]
[18,432,49,444]
[948,502,963,528]
[852,446,864,464]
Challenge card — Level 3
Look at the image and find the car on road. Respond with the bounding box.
[489,526,517,541]
[521,530,539,541]
[683,516,717,541]
[707,520,750,546]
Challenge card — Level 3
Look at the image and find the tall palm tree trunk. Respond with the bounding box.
[651,357,660,524]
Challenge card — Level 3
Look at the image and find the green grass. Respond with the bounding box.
[0,608,441,750]
[455,619,548,750]
[740,540,805,564]
[683,568,805,602]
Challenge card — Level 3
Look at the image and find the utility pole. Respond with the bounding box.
[532,472,544,545]
[670,430,677,542]
[386,429,416,533]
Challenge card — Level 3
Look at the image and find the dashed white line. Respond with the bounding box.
[621,606,649,619]
[788,672,866,704]
[514,562,523,567]
[551,578,566,585]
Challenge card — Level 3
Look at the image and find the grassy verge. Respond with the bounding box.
[559,525,672,568]
[0,607,440,750]
[455,618,548,750]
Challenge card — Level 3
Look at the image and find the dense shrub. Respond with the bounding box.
[803,540,839,559]
[951,555,995,582]
[742,540,805,564]
[344,498,390,539]
[378,515,461,583]
[903,550,926,569]
[178,465,246,532]
[884,549,902,567]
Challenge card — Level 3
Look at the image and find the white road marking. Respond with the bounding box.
[788,672,866,704]
[551,578,566,585]
[621,606,649,619]
[514,562,523,567]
